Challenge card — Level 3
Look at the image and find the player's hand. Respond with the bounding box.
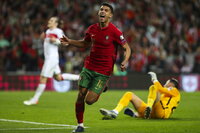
[148,72,158,82]
[120,60,128,71]
[60,36,70,46]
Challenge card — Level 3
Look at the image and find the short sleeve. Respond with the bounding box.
[114,28,126,46]
[57,29,64,39]
[84,26,92,42]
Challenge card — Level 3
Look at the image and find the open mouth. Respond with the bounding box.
[100,15,105,18]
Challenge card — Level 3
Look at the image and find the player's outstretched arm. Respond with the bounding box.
[120,42,131,71]
[60,36,91,48]
[148,72,178,96]
[60,36,70,46]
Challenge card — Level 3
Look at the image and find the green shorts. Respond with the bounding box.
[78,68,110,94]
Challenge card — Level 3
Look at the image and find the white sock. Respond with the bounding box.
[61,73,79,81]
[112,109,119,115]
[32,84,46,101]
[78,123,84,127]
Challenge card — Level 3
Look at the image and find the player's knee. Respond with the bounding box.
[85,96,98,105]
[54,78,61,81]
[53,75,62,81]
[123,92,133,100]
[85,99,96,105]
[149,85,156,91]
[78,92,87,100]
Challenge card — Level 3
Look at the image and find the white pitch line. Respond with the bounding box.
[0,127,71,131]
[0,118,77,129]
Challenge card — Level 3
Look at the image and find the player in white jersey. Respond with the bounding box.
[24,17,79,105]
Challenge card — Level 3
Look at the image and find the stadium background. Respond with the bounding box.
[0,1,200,133]
[0,0,199,92]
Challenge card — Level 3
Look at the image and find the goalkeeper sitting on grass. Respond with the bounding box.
[100,72,181,119]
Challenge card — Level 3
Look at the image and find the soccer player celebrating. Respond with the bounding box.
[60,3,131,132]
[100,72,181,119]
[23,17,79,106]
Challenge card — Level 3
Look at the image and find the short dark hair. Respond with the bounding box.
[170,78,179,89]
[101,2,114,14]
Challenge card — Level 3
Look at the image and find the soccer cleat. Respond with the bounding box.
[72,126,84,133]
[23,98,38,105]
[124,108,136,117]
[99,108,117,119]
[144,106,152,119]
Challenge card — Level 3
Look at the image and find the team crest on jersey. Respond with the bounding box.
[105,35,109,40]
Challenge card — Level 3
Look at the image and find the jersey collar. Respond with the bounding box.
[98,22,111,30]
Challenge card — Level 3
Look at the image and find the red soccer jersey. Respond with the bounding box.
[84,23,126,76]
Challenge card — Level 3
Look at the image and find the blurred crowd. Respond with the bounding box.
[0,0,200,74]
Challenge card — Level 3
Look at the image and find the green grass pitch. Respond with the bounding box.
[0,90,200,133]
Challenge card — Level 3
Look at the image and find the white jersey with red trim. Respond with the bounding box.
[44,28,64,60]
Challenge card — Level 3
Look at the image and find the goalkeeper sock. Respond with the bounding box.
[32,83,46,101]
[76,102,85,124]
[114,92,133,113]
[61,73,79,81]
[147,99,154,108]
[147,85,157,108]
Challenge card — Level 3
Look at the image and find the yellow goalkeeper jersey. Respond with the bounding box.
[152,81,181,118]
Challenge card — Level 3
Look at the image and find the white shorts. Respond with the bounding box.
[41,59,61,78]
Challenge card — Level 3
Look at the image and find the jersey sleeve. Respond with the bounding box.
[114,28,127,46]
[57,29,64,39]
[154,81,179,97]
[83,26,92,42]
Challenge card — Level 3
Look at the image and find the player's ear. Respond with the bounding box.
[109,13,113,18]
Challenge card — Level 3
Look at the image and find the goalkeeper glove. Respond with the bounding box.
[148,72,158,83]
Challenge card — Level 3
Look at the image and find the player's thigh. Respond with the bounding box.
[41,60,58,78]
[151,101,165,118]
[54,65,61,74]
[53,65,62,80]
[88,74,109,95]
[130,94,147,117]
[78,68,92,89]
[85,90,100,105]
[155,92,161,102]
[85,75,109,105]
[76,87,88,102]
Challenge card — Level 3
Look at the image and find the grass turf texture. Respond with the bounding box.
[0,90,200,133]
